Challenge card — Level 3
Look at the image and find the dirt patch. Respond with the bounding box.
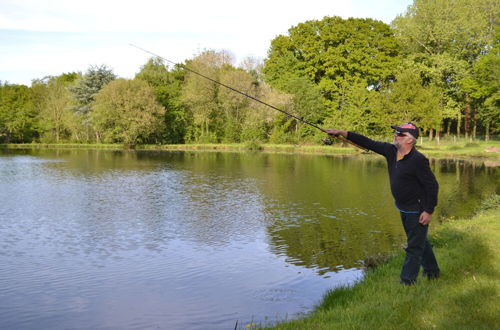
[485,146,500,153]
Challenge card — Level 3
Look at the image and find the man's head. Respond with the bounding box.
[391,122,419,138]
[392,122,419,147]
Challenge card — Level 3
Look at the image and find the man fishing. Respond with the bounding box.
[326,123,440,285]
[131,46,440,285]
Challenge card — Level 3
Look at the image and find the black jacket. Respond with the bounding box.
[347,132,439,213]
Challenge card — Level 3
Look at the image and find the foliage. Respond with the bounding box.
[392,0,499,138]
[263,16,401,141]
[2,0,498,145]
[0,83,37,143]
[90,79,165,145]
[373,65,444,134]
[181,51,227,142]
[36,75,81,143]
[136,58,189,143]
[461,26,500,136]
[181,50,281,143]
[264,16,400,105]
[70,65,116,115]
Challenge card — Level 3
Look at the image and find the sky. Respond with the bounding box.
[0,0,413,86]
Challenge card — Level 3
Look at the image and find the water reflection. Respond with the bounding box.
[0,149,497,329]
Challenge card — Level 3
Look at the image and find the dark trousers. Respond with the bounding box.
[400,212,440,284]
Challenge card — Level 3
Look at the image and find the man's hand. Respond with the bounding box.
[325,129,347,138]
[419,211,432,225]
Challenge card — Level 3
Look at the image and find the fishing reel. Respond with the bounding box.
[322,137,334,145]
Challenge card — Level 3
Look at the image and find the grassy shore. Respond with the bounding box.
[266,197,500,329]
[1,138,499,158]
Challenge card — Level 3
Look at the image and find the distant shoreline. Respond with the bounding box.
[2,140,500,160]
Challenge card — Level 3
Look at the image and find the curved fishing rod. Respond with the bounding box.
[130,44,367,151]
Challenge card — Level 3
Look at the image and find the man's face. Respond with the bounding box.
[394,131,410,147]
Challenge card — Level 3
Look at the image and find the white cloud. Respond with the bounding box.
[0,0,412,85]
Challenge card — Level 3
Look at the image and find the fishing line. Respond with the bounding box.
[130,44,367,151]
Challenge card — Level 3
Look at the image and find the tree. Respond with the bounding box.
[70,65,116,141]
[36,73,80,143]
[392,0,499,137]
[181,50,234,142]
[218,68,257,142]
[373,66,444,140]
[0,83,37,143]
[136,58,188,143]
[279,75,326,141]
[461,27,500,139]
[264,16,400,110]
[90,79,165,145]
[70,65,116,114]
[263,16,400,142]
[323,83,376,136]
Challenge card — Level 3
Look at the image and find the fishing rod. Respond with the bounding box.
[130,44,367,151]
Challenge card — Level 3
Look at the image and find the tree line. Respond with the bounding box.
[1,0,498,145]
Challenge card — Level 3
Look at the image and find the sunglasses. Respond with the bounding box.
[394,131,408,137]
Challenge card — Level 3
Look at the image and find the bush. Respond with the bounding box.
[244,139,263,151]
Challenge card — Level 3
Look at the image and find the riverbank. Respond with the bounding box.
[266,196,500,329]
[1,139,499,159]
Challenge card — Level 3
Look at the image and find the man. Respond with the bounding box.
[326,123,440,285]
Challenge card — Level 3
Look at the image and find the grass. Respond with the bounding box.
[264,196,500,329]
[415,139,500,158]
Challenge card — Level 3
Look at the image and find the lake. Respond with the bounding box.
[0,149,497,329]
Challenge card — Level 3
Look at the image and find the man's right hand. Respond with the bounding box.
[325,129,347,138]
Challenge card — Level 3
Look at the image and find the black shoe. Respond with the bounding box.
[400,279,415,286]
[423,272,440,280]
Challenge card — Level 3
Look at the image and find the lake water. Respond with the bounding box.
[0,149,498,329]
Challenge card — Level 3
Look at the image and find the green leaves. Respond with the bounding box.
[264,17,400,97]
[0,83,37,143]
[90,79,165,145]
[263,16,401,138]
[70,65,116,115]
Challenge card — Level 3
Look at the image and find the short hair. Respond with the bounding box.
[405,133,417,145]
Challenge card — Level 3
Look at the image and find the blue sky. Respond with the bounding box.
[0,0,413,86]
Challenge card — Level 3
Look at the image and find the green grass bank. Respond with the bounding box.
[265,196,500,330]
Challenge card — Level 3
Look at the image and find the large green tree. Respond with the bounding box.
[263,16,400,137]
[70,65,116,141]
[90,79,166,145]
[70,65,116,114]
[0,83,37,143]
[461,27,500,139]
[181,51,227,142]
[373,66,444,139]
[136,58,189,143]
[392,0,499,138]
[36,73,80,143]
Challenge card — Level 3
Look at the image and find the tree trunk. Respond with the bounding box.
[446,120,451,136]
[436,130,440,145]
[457,115,461,138]
[485,121,490,141]
[464,97,471,139]
[429,128,434,142]
[472,107,477,141]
